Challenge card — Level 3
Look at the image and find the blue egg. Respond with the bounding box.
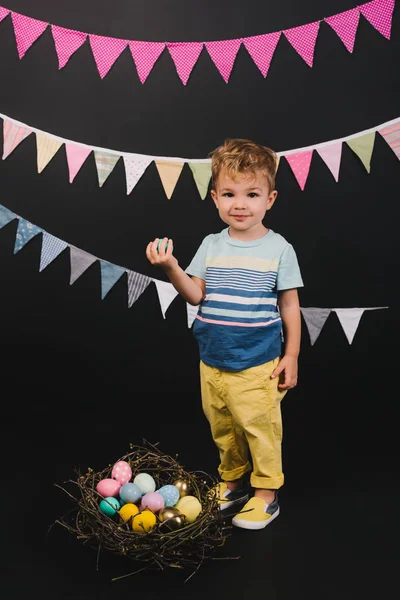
[158,484,180,507]
[100,497,120,517]
[119,482,142,504]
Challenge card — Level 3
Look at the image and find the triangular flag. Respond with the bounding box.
[300,308,331,345]
[283,21,320,67]
[359,0,395,40]
[333,308,365,344]
[126,270,151,307]
[188,162,212,199]
[187,303,199,328]
[94,151,121,187]
[89,35,127,78]
[346,132,376,173]
[153,279,179,318]
[243,32,281,77]
[378,122,400,160]
[11,12,48,59]
[14,218,42,254]
[36,133,63,173]
[0,204,17,229]
[316,142,343,182]
[129,41,165,83]
[204,38,242,82]
[123,156,152,195]
[65,143,92,183]
[155,161,184,199]
[69,246,97,284]
[285,150,314,190]
[324,8,360,53]
[2,120,32,159]
[100,261,126,299]
[167,42,203,85]
[51,26,87,69]
[39,232,68,271]
[0,7,10,22]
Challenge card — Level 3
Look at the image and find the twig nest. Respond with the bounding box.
[55,441,230,577]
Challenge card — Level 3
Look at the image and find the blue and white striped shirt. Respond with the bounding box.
[185,228,303,371]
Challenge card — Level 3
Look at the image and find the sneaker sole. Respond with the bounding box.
[219,494,250,511]
[232,506,280,530]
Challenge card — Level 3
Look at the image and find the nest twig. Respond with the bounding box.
[54,440,234,581]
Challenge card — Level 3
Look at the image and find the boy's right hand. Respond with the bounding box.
[146,238,178,271]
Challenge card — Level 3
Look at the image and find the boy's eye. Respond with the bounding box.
[248,193,259,198]
[222,192,234,197]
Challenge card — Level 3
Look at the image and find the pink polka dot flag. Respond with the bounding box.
[123,156,152,195]
[243,32,281,77]
[205,38,242,83]
[89,34,127,79]
[283,21,320,67]
[51,26,87,69]
[129,41,165,83]
[285,150,314,190]
[11,11,48,59]
[167,42,203,85]
[0,6,9,22]
[65,143,92,183]
[325,8,360,53]
[359,0,395,40]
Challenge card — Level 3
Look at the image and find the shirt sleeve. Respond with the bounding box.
[185,235,211,280]
[276,244,304,291]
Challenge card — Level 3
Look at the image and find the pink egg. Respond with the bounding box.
[111,460,132,486]
[96,478,121,498]
[141,491,165,512]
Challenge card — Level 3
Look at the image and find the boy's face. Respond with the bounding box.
[211,170,277,239]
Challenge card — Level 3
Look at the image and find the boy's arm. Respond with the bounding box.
[146,238,205,306]
[271,288,301,389]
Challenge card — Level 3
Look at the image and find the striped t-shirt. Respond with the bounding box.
[185,228,303,371]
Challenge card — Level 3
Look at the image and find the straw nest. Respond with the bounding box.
[55,441,233,581]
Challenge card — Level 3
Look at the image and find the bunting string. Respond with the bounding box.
[0,111,399,197]
[0,1,396,84]
[0,202,388,339]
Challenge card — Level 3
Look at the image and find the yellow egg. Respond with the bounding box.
[119,503,139,522]
[132,509,157,533]
[175,495,202,523]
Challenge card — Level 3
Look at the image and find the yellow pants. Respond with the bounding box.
[200,357,287,489]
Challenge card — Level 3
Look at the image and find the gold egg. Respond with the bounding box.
[158,506,185,531]
[173,479,189,497]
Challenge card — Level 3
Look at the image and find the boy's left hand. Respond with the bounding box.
[271,355,298,390]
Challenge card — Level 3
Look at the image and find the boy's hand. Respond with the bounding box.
[271,355,298,390]
[146,238,178,271]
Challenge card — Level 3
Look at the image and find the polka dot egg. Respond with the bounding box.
[111,460,132,486]
[157,484,180,507]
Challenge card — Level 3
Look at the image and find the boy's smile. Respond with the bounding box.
[211,170,277,241]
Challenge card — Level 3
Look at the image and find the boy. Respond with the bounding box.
[146,138,303,530]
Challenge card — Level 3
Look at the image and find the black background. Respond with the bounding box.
[1,2,399,598]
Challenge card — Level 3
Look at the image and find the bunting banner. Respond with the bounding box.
[0,202,389,339]
[301,306,388,345]
[0,1,396,84]
[1,111,399,197]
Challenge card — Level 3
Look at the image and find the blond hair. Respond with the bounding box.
[209,138,278,191]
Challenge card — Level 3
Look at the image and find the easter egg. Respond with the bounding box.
[96,478,121,498]
[140,491,164,512]
[158,506,185,531]
[111,460,132,485]
[175,495,202,524]
[158,484,180,507]
[157,239,169,252]
[100,497,120,517]
[119,503,139,522]
[134,473,156,495]
[132,509,157,533]
[173,479,189,498]
[119,483,142,504]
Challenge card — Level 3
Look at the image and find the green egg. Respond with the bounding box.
[157,239,169,252]
[100,496,120,516]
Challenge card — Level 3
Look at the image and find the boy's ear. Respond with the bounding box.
[211,189,218,206]
[268,190,278,209]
